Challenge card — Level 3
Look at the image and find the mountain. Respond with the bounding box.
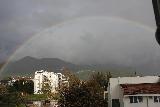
[1,56,135,78]
[1,56,160,79]
[0,56,80,77]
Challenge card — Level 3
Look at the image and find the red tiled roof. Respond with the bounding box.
[120,83,160,95]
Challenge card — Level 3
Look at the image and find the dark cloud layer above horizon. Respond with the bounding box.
[0,0,157,63]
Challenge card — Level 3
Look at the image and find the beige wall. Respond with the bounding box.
[108,76,160,107]
[123,96,147,107]
[123,96,160,107]
[118,76,160,84]
[109,76,160,99]
[148,96,160,107]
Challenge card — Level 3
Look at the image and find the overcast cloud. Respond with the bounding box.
[11,16,158,65]
[0,0,157,63]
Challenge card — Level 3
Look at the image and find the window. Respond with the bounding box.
[129,96,134,103]
[129,96,143,103]
[149,96,153,99]
[133,96,138,103]
[112,99,120,107]
[154,96,160,103]
[138,96,143,102]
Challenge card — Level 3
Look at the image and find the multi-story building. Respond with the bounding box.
[108,76,160,107]
[34,70,68,94]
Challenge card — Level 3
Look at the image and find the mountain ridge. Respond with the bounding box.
[1,56,160,78]
[0,56,80,77]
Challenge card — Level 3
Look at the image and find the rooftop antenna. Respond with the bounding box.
[152,0,160,45]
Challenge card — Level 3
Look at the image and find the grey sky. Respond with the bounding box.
[0,0,157,63]
[12,17,159,66]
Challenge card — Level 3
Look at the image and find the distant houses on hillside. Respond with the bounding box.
[0,76,32,86]
[108,76,160,107]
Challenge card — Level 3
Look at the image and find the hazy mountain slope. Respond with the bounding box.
[1,56,79,77]
[1,56,160,78]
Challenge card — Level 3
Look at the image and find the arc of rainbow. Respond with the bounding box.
[0,16,155,76]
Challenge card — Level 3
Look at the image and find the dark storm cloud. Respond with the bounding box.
[0,0,72,61]
[0,0,156,62]
[11,17,157,66]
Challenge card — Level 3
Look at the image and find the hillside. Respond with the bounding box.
[0,56,135,78]
[0,56,80,77]
[1,56,159,79]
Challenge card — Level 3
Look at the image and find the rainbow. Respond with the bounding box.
[0,16,155,76]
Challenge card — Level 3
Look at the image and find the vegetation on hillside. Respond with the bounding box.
[76,69,136,80]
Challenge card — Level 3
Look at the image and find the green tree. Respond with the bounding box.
[62,67,80,86]
[58,71,108,107]
[0,84,7,94]
[0,89,26,107]
[9,79,34,95]
[41,76,51,94]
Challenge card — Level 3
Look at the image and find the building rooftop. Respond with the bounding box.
[120,83,160,95]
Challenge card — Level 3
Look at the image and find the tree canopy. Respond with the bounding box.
[8,79,34,95]
[58,71,109,107]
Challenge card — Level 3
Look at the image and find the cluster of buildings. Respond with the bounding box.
[108,76,160,107]
[0,70,68,95]
[34,70,68,94]
[0,76,32,86]
[1,70,160,107]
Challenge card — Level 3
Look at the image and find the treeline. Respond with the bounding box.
[0,79,34,106]
[58,69,112,107]
[0,69,112,107]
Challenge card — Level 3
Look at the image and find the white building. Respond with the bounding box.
[34,70,68,94]
[108,76,160,107]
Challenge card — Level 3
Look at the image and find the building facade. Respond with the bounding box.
[34,70,68,94]
[108,76,160,107]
